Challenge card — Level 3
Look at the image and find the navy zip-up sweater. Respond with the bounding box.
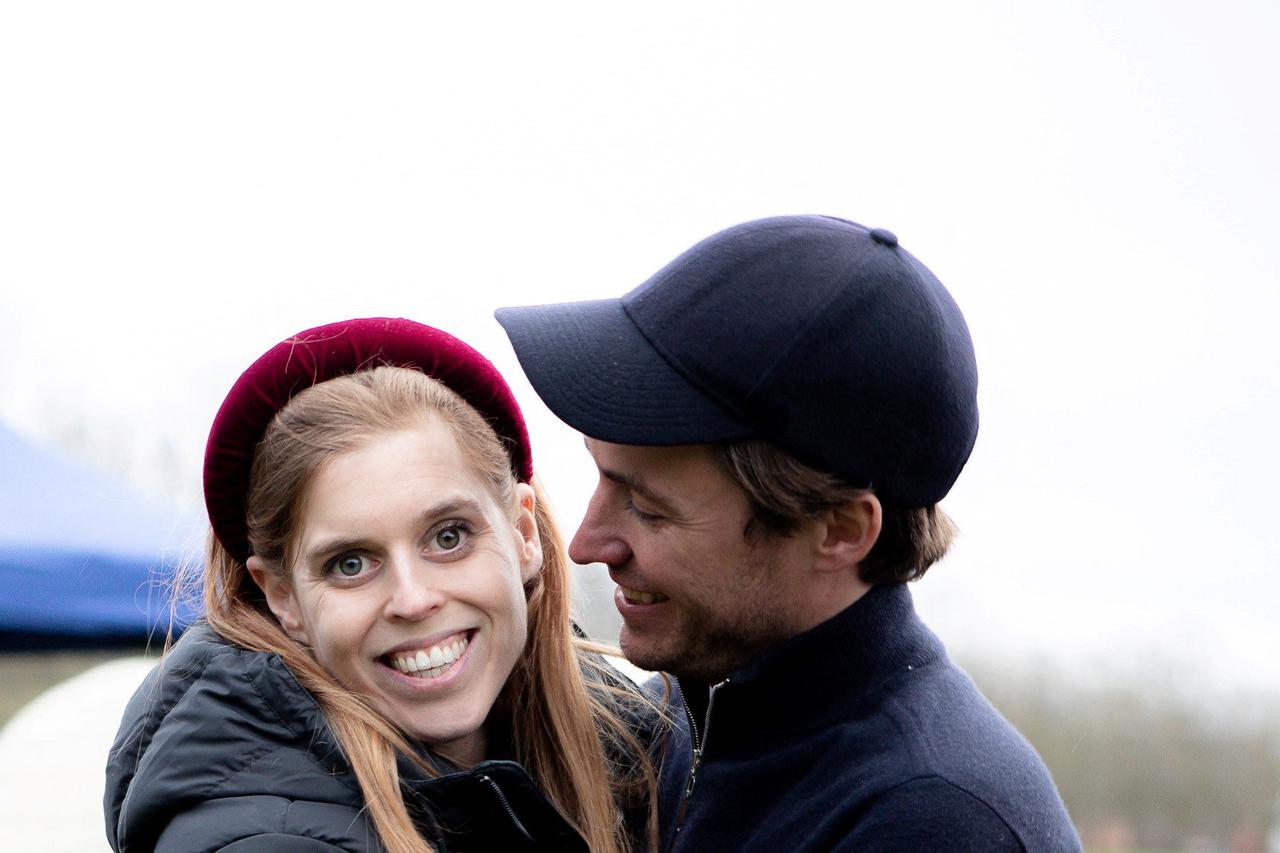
[653,583,1081,852]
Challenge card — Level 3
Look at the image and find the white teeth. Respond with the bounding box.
[620,585,659,604]
[389,636,470,679]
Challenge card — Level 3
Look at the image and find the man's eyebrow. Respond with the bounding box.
[598,467,680,515]
[582,437,682,514]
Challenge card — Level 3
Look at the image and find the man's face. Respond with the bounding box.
[570,439,813,682]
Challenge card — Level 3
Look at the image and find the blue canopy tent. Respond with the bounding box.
[0,421,201,647]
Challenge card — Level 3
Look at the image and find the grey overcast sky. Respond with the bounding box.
[2,1,1276,694]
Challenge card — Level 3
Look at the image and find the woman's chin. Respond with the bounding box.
[403,718,488,767]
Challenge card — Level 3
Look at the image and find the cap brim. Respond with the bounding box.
[496,299,755,446]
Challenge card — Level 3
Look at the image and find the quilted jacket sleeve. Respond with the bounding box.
[154,795,375,853]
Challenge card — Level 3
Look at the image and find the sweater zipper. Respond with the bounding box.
[476,772,536,843]
[673,678,728,842]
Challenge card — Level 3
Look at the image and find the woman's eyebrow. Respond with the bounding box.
[301,535,371,564]
[300,497,487,561]
[416,497,486,525]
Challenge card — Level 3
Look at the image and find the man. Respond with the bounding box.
[496,216,1080,851]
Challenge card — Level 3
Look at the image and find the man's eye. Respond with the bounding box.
[328,553,370,577]
[432,523,470,551]
[624,500,663,523]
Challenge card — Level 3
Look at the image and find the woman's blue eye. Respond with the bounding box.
[434,525,466,551]
[331,554,368,577]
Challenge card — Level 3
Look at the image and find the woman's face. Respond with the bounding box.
[250,417,541,767]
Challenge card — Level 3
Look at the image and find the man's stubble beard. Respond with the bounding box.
[631,544,798,683]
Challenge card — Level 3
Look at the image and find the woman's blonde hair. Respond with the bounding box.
[201,365,656,853]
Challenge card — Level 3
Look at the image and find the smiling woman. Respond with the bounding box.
[103,319,661,853]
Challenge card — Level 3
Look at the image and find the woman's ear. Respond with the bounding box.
[247,555,309,644]
[512,483,544,583]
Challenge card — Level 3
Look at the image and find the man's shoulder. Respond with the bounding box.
[824,773,1083,853]
[718,654,1077,850]
[830,775,1021,852]
[873,656,1054,781]
[825,656,1081,851]
[647,607,1081,852]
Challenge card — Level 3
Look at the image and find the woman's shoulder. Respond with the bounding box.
[576,645,676,759]
[110,622,334,769]
[105,622,359,852]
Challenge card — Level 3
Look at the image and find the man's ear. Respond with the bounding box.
[813,491,883,574]
[513,482,544,583]
[247,555,309,644]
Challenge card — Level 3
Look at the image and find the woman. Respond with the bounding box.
[105,317,661,853]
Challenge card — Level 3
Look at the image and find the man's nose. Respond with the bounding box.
[569,488,633,569]
[382,556,444,622]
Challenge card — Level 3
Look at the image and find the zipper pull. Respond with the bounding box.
[683,747,703,799]
[683,748,702,799]
[673,746,701,834]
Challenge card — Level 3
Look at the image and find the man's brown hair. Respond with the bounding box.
[713,440,957,585]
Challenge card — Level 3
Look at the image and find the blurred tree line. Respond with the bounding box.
[966,658,1280,851]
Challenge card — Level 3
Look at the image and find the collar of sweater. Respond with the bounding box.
[677,583,945,735]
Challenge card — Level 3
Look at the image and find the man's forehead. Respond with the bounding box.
[583,438,732,500]
[582,437,713,469]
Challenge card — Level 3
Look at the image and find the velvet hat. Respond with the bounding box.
[204,317,532,563]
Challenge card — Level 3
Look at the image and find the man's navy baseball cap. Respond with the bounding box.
[495,215,978,508]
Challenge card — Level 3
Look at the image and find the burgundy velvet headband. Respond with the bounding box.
[203,317,534,564]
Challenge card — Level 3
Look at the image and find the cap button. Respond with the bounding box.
[869,228,898,247]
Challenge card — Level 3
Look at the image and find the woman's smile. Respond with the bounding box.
[376,628,478,694]
[382,629,472,678]
[273,419,541,766]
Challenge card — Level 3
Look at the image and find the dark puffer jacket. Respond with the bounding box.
[104,622,647,852]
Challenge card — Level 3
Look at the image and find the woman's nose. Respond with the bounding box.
[382,557,444,622]
[569,488,633,569]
